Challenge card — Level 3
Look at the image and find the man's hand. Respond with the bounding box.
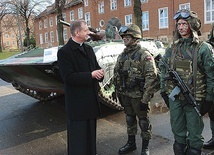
[200,100,213,116]
[160,91,169,108]
[92,69,104,80]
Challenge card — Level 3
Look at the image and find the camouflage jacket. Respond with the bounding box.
[160,37,214,101]
[113,43,158,103]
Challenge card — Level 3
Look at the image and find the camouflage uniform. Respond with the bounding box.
[160,10,214,154]
[114,24,158,155]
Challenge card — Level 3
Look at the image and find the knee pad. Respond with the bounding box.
[126,115,136,126]
[139,117,150,131]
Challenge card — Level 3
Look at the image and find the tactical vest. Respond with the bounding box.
[166,41,206,101]
[114,47,145,98]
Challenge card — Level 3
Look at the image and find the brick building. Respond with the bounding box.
[34,0,214,48]
[1,14,25,50]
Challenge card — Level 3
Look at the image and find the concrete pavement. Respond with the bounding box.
[0,79,214,155]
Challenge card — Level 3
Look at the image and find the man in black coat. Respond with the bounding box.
[57,20,104,155]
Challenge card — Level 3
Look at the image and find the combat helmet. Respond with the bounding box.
[119,24,142,39]
[173,9,201,42]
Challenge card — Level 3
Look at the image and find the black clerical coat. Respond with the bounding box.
[57,38,102,120]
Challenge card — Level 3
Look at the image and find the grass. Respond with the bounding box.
[0,51,21,60]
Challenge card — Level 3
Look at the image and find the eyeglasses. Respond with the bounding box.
[173,9,191,20]
[119,26,129,35]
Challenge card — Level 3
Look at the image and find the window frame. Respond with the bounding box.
[125,14,132,25]
[158,7,169,29]
[98,1,104,14]
[110,0,117,10]
[124,0,131,7]
[204,0,214,23]
[85,12,91,27]
[142,11,149,31]
[78,7,83,19]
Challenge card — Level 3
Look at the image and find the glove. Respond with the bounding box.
[140,102,149,111]
[200,100,213,116]
[160,91,169,108]
[112,92,117,102]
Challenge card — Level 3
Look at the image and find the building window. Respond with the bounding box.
[85,12,91,27]
[124,0,131,7]
[110,0,117,10]
[56,30,58,42]
[63,28,68,41]
[39,21,42,30]
[45,32,48,43]
[50,31,54,43]
[205,0,214,23]
[125,14,132,25]
[159,7,168,29]
[12,34,15,38]
[5,34,9,39]
[85,0,88,6]
[98,1,104,14]
[78,7,83,19]
[55,16,58,25]
[12,41,15,45]
[6,41,10,46]
[40,34,43,44]
[49,17,53,27]
[44,19,48,28]
[70,11,74,21]
[62,13,67,21]
[142,11,149,31]
[179,3,190,10]
[141,0,148,3]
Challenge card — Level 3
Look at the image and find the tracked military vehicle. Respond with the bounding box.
[0,18,124,110]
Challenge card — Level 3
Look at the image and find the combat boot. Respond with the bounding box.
[141,140,149,155]
[118,135,136,154]
[203,138,214,149]
[173,141,187,155]
[186,147,201,155]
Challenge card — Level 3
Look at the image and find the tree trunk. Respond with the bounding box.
[133,0,143,37]
[55,0,65,46]
[0,24,2,52]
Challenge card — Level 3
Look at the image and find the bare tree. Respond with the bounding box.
[55,0,65,46]
[5,0,53,49]
[0,1,9,52]
[133,0,142,37]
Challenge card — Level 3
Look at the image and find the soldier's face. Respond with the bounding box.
[177,19,191,38]
[122,35,135,47]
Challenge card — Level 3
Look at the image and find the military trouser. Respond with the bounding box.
[120,95,152,140]
[208,103,214,138]
[169,98,204,150]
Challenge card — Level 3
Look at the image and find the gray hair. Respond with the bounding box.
[70,20,86,36]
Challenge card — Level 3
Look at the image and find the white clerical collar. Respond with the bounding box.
[72,38,83,46]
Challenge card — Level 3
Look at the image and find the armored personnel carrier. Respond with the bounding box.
[0,18,125,110]
[0,41,124,110]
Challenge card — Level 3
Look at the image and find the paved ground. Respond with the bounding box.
[0,79,214,155]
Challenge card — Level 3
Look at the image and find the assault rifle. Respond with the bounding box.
[155,54,201,116]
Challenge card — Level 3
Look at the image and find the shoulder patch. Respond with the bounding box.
[146,56,152,61]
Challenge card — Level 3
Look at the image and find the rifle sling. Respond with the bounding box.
[193,41,203,98]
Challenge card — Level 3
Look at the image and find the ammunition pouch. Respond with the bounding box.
[128,77,145,92]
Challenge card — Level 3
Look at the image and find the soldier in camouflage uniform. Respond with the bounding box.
[113,24,158,155]
[159,9,214,155]
[203,23,214,150]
